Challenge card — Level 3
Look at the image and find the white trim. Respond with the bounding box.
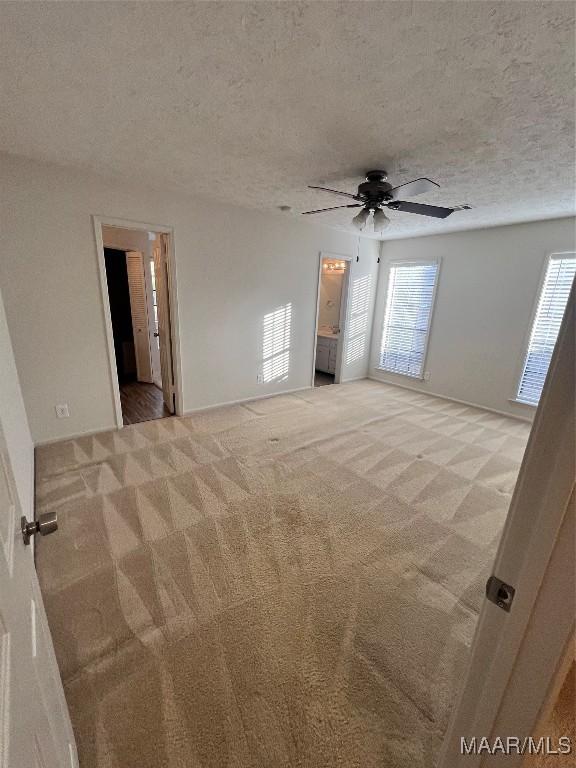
[92,216,184,428]
[374,365,425,381]
[367,374,533,423]
[334,258,352,385]
[34,380,367,444]
[376,257,441,381]
[311,251,353,387]
[184,385,312,416]
[509,397,536,408]
[510,250,576,405]
[339,374,368,384]
[164,230,184,416]
[34,423,118,447]
[92,218,123,429]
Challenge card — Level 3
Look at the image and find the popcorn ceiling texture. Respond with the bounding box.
[0,1,574,239]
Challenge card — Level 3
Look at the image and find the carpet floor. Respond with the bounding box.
[35,381,531,768]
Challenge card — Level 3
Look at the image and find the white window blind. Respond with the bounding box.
[516,254,576,406]
[378,261,439,378]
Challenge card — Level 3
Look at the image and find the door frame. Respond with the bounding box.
[311,251,352,386]
[92,215,183,428]
[438,288,575,767]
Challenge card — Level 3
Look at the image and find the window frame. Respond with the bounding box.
[375,257,441,381]
[512,251,576,408]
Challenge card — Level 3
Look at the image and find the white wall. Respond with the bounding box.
[370,218,576,418]
[0,153,379,444]
[0,282,34,518]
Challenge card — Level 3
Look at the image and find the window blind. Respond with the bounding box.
[378,261,439,378]
[517,254,576,406]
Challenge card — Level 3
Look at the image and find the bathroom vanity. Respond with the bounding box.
[315,330,339,374]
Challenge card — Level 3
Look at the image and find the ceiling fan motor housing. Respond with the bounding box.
[357,170,393,207]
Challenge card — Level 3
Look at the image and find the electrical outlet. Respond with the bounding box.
[55,404,70,418]
[257,374,264,384]
[423,371,431,381]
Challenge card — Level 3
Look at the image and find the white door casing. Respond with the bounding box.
[153,236,175,413]
[0,422,77,768]
[126,251,153,384]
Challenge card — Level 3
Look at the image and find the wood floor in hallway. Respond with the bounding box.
[120,380,171,425]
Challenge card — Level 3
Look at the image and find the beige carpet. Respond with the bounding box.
[35,380,530,768]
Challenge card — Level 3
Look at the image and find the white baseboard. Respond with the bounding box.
[339,375,369,384]
[34,381,360,446]
[367,375,533,423]
[34,423,119,447]
[183,385,314,416]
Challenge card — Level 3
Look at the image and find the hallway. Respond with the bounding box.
[120,381,171,425]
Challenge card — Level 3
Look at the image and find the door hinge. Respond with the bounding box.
[486,575,515,612]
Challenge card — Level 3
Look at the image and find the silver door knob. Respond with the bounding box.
[21,512,58,545]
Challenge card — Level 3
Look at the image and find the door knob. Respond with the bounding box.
[154,332,159,337]
[21,512,58,545]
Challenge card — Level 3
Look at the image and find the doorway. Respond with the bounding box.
[94,219,181,427]
[103,246,169,424]
[313,254,351,386]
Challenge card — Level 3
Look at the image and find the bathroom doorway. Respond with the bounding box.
[94,217,182,427]
[312,254,351,386]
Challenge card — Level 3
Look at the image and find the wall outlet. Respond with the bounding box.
[55,403,70,418]
[423,371,431,381]
[257,374,264,384]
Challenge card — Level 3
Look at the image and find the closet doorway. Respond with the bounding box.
[94,218,181,426]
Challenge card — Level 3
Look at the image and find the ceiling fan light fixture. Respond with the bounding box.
[373,208,391,232]
[352,208,370,231]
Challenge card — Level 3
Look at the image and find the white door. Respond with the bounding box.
[153,236,175,413]
[0,421,77,768]
[126,251,153,384]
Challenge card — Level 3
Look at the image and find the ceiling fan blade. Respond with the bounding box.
[390,201,454,218]
[302,204,362,215]
[389,177,440,200]
[308,185,360,201]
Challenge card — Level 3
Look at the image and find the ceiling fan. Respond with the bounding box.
[302,170,470,232]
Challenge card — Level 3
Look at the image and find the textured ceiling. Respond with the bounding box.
[0,1,574,239]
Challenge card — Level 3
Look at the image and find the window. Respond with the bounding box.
[516,254,576,406]
[378,260,439,378]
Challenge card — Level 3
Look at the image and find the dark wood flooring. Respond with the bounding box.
[120,381,171,425]
[314,371,335,387]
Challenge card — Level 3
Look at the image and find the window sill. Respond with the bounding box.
[509,398,537,408]
[374,366,424,381]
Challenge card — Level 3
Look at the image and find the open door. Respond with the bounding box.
[439,288,575,767]
[0,428,77,767]
[153,234,175,413]
[125,251,153,384]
